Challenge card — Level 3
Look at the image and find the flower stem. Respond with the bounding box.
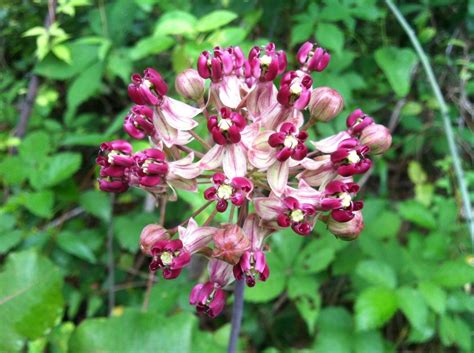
[227,202,247,353]
[385,0,474,248]
[189,130,211,150]
[227,278,245,353]
[142,271,156,311]
[107,194,116,316]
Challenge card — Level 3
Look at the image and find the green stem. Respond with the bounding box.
[386,0,473,248]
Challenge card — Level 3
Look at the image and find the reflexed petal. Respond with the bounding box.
[219,76,242,108]
[223,143,247,178]
[154,109,179,148]
[199,144,225,170]
[267,160,289,196]
[311,131,351,153]
[254,197,285,220]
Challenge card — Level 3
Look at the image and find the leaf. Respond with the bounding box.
[398,200,436,229]
[18,131,51,162]
[65,61,104,125]
[0,251,64,353]
[418,281,446,314]
[154,11,197,36]
[430,260,474,288]
[294,239,335,274]
[363,210,401,239]
[69,311,195,353]
[129,35,175,60]
[22,191,54,218]
[114,213,157,252]
[355,286,398,331]
[206,27,247,47]
[374,46,418,97]
[355,260,397,289]
[80,190,111,222]
[396,287,429,331]
[316,22,345,54]
[196,10,238,32]
[354,331,385,353]
[42,153,82,188]
[52,44,72,64]
[0,156,29,185]
[295,293,321,334]
[56,231,97,263]
[439,315,472,352]
[34,42,99,80]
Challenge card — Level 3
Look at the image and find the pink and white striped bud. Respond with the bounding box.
[359,124,392,155]
[327,210,364,240]
[296,41,331,72]
[175,69,205,100]
[308,87,344,123]
[213,224,251,265]
[139,224,169,256]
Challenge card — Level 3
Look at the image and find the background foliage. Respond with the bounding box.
[1,0,473,352]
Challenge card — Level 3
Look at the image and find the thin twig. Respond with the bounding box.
[142,271,156,311]
[107,194,116,315]
[176,144,204,158]
[42,207,84,230]
[386,0,474,247]
[189,130,211,150]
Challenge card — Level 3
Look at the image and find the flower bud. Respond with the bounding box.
[213,224,251,265]
[359,124,392,155]
[308,87,344,122]
[175,69,205,100]
[328,211,364,241]
[139,224,169,255]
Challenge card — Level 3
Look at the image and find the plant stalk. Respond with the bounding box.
[386,0,474,248]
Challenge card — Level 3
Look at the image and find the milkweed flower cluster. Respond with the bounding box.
[96,41,392,318]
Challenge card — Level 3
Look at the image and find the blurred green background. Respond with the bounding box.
[0,0,473,352]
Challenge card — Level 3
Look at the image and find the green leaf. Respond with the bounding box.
[439,315,472,351]
[79,190,111,222]
[56,231,97,263]
[0,251,64,353]
[316,23,345,54]
[154,11,197,36]
[418,281,446,314]
[0,156,29,185]
[355,260,397,289]
[294,239,335,274]
[206,27,247,47]
[398,200,436,229]
[18,131,51,162]
[355,286,398,331]
[363,210,401,239]
[129,36,175,60]
[22,191,54,218]
[69,311,195,353]
[52,44,72,64]
[431,260,474,288]
[374,46,418,97]
[396,287,428,331]
[294,293,321,334]
[244,251,287,303]
[65,61,104,125]
[354,331,385,353]
[196,10,238,32]
[114,213,157,252]
[42,153,82,188]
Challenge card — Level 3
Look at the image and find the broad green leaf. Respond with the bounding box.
[396,287,428,331]
[48,322,75,353]
[355,260,397,289]
[196,10,238,32]
[22,191,54,218]
[69,311,195,353]
[354,331,385,353]
[418,281,446,314]
[439,315,472,352]
[295,293,321,334]
[34,42,99,80]
[65,61,104,124]
[398,200,436,229]
[154,11,197,36]
[52,44,72,64]
[430,259,474,288]
[317,306,353,332]
[129,35,175,60]
[363,210,401,239]
[0,156,29,185]
[355,286,398,331]
[269,229,304,266]
[56,231,97,263]
[316,23,345,53]
[0,230,22,254]
[18,131,51,161]
[287,275,319,299]
[79,190,111,222]
[244,251,287,303]
[294,239,335,274]
[42,153,82,188]
[114,213,157,252]
[374,46,418,97]
[206,27,247,47]
[0,251,64,353]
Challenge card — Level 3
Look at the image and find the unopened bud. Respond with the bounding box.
[328,211,364,241]
[213,224,250,265]
[308,87,344,123]
[139,224,169,255]
[359,124,392,155]
[175,69,205,100]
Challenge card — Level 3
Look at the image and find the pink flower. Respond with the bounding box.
[346,109,374,135]
[200,108,254,178]
[132,148,169,187]
[296,41,331,72]
[175,68,205,100]
[277,71,313,110]
[331,138,372,176]
[124,105,155,140]
[204,173,253,212]
[328,210,364,240]
[96,140,134,193]
[247,42,287,82]
[321,180,363,222]
[128,68,168,106]
[189,259,234,317]
[149,218,217,279]
[140,224,169,256]
[255,195,317,236]
[249,122,307,196]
